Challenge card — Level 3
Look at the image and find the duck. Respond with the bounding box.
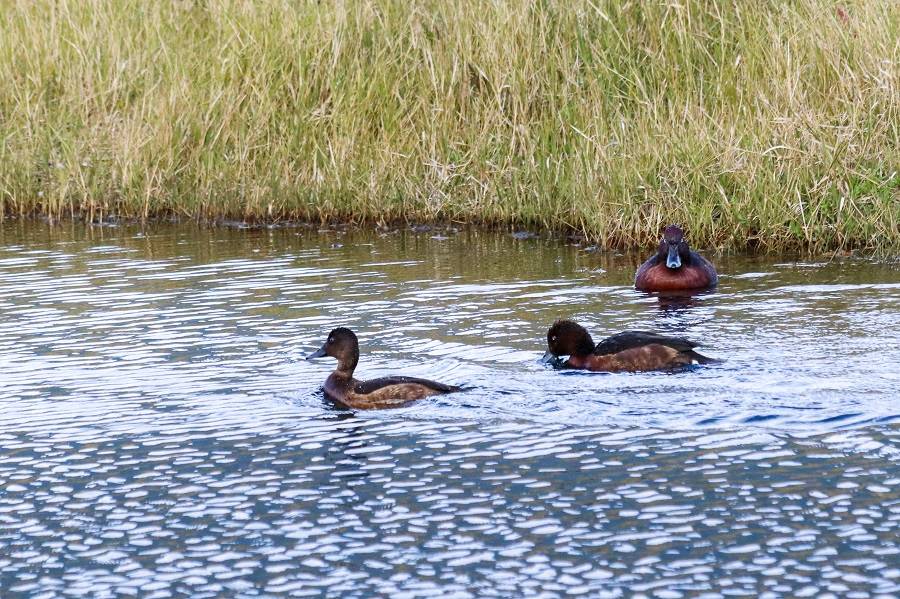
[543,320,714,372]
[306,327,460,409]
[635,225,718,292]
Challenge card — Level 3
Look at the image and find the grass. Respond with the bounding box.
[0,0,897,251]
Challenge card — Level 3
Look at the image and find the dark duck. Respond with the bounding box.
[634,225,718,292]
[306,327,460,409]
[543,320,714,372]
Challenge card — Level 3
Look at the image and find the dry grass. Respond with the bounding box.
[0,0,897,250]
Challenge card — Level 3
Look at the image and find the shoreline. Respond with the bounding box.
[1,213,896,260]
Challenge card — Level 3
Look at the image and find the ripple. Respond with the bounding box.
[1,223,899,596]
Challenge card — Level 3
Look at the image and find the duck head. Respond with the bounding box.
[542,319,596,362]
[658,224,690,269]
[307,327,360,375]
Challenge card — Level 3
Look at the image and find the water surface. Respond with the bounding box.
[1,221,898,597]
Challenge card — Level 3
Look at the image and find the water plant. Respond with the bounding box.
[1,0,897,250]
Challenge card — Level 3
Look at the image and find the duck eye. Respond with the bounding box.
[551,335,557,341]
[328,337,333,343]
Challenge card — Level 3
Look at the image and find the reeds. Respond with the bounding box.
[1,0,897,250]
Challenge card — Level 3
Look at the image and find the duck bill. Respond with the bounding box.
[666,245,682,269]
[540,350,557,364]
[306,346,327,360]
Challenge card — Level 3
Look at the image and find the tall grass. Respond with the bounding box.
[0,0,897,250]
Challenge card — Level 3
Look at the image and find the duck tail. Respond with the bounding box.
[685,350,718,365]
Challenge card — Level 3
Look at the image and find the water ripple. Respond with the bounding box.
[1,223,899,596]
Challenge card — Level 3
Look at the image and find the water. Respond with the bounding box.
[1,221,898,597]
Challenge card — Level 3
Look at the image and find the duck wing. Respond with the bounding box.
[354,376,460,395]
[593,331,699,355]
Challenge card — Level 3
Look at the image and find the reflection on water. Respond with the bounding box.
[1,221,898,596]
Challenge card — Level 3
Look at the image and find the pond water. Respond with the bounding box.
[1,221,898,597]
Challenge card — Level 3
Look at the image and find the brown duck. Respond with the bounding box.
[543,320,714,372]
[635,225,718,292]
[306,327,460,409]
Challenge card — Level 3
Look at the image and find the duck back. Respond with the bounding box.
[324,374,459,409]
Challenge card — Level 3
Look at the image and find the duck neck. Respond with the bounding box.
[334,349,359,379]
[576,338,595,356]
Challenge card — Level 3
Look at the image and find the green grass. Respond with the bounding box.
[1,0,897,251]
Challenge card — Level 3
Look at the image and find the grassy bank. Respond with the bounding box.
[0,0,897,250]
